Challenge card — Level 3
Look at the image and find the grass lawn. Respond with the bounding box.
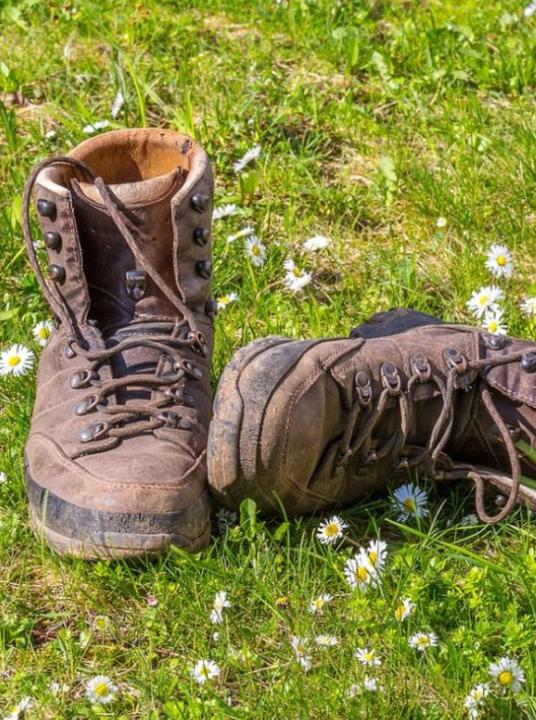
[2,0,536,717]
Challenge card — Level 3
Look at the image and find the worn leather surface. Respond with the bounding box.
[26,129,214,524]
[210,311,536,516]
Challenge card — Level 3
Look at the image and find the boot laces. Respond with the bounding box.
[337,341,536,524]
[23,156,208,454]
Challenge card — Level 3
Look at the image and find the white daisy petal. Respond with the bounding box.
[489,656,525,693]
[303,235,331,252]
[32,320,54,346]
[391,482,429,521]
[316,516,347,545]
[213,204,239,221]
[217,292,239,310]
[85,676,117,705]
[191,659,221,684]
[233,145,261,174]
[466,286,503,319]
[409,631,438,652]
[0,344,34,377]
[482,309,507,336]
[283,259,312,292]
[245,235,267,267]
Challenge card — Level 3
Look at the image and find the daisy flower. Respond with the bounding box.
[344,551,378,591]
[355,647,382,667]
[233,145,261,173]
[366,539,387,571]
[520,296,536,317]
[83,120,110,135]
[0,472,6,484]
[394,598,415,621]
[482,309,507,336]
[32,320,54,346]
[316,516,347,545]
[210,590,231,624]
[85,675,117,704]
[217,292,239,311]
[290,636,312,671]
[110,90,124,119]
[213,204,239,221]
[391,482,429,521]
[303,235,331,252]
[5,697,32,720]
[524,0,536,17]
[315,634,338,647]
[0,344,34,377]
[191,659,221,684]
[466,286,503,319]
[348,678,382,696]
[308,593,333,614]
[464,683,490,719]
[245,235,267,267]
[283,259,312,293]
[436,217,447,228]
[226,226,255,243]
[485,244,512,279]
[409,631,438,652]
[489,657,525,693]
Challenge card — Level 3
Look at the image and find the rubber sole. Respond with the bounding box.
[26,469,211,559]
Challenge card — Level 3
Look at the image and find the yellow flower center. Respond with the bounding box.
[324,522,339,537]
[498,670,514,686]
[38,327,50,339]
[94,683,110,697]
[313,598,324,609]
[292,267,302,278]
[497,255,506,266]
[356,565,369,582]
[395,604,405,621]
[368,550,377,564]
[417,637,429,648]
[489,320,498,333]
[478,295,489,306]
[220,296,230,305]
[7,355,21,367]
[251,244,260,256]
[364,652,374,662]
[403,498,416,512]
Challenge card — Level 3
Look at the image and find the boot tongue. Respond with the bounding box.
[71,168,185,332]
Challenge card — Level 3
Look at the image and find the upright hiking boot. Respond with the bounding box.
[208,308,536,523]
[23,128,215,558]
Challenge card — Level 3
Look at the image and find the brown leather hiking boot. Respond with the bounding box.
[208,308,536,524]
[23,128,215,558]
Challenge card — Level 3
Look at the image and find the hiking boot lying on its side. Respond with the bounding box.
[208,308,536,523]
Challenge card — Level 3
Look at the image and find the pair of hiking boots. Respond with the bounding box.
[22,128,536,559]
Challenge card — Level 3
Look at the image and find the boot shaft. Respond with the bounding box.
[32,128,215,335]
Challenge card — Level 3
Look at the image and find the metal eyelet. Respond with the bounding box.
[354,371,372,406]
[187,331,209,357]
[48,264,65,284]
[44,231,61,251]
[173,358,203,380]
[69,369,98,389]
[80,422,106,443]
[191,193,209,212]
[164,387,195,406]
[64,336,78,359]
[410,353,431,382]
[157,411,193,430]
[36,198,56,218]
[74,394,101,416]
[481,333,510,351]
[380,362,401,394]
[443,347,467,373]
[521,352,536,373]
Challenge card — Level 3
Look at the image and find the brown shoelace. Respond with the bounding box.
[336,347,536,523]
[23,156,207,453]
